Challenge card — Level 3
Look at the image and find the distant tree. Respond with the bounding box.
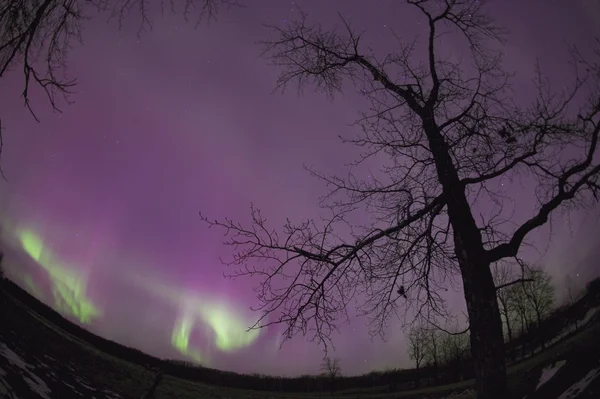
[492,262,518,346]
[141,365,163,399]
[520,266,555,350]
[510,282,535,358]
[202,1,600,398]
[407,326,427,387]
[586,277,600,299]
[506,265,554,356]
[564,274,581,306]
[423,328,441,381]
[0,252,5,289]
[491,260,536,362]
[564,274,583,330]
[383,367,399,393]
[440,332,470,382]
[320,356,341,395]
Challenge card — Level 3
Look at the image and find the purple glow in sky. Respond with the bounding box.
[1,0,600,377]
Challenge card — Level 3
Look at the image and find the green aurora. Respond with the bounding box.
[131,272,261,364]
[19,228,102,324]
[13,226,260,366]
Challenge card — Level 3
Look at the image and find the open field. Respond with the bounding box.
[1,289,600,399]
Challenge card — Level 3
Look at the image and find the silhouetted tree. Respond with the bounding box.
[492,260,530,359]
[407,325,427,387]
[564,274,581,307]
[440,332,470,382]
[383,367,399,393]
[510,282,535,358]
[563,273,582,330]
[521,266,555,350]
[201,1,600,398]
[320,356,341,395]
[423,328,441,382]
[141,365,163,399]
[0,252,5,290]
[587,277,600,299]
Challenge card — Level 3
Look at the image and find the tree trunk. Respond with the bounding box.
[423,121,508,399]
[500,301,513,346]
[535,311,545,350]
[415,365,420,388]
[460,257,508,399]
[505,318,513,347]
[503,308,514,361]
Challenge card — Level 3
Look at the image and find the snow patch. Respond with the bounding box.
[443,389,474,398]
[0,343,52,399]
[74,376,97,391]
[541,305,600,351]
[536,360,566,390]
[63,381,83,396]
[23,374,52,398]
[580,307,600,326]
[0,344,29,370]
[558,367,600,399]
[102,389,123,399]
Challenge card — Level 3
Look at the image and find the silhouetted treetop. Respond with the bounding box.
[202,2,600,398]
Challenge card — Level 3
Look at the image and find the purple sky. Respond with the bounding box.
[1,0,600,377]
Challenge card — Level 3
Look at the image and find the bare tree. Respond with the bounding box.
[423,327,441,381]
[0,252,5,306]
[563,273,583,330]
[509,282,535,358]
[564,274,582,306]
[587,277,600,299]
[320,356,341,395]
[0,252,4,280]
[492,261,525,352]
[0,0,236,167]
[521,266,555,350]
[506,265,554,356]
[440,332,470,382]
[201,1,600,398]
[407,325,427,387]
[140,365,163,399]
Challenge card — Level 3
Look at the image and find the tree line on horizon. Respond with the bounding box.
[1,272,600,394]
[407,263,555,387]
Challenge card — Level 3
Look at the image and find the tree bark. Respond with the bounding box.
[415,365,420,388]
[505,317,513,349]
[461,257,508,399]
[423,120,508,399]
[499,299,514,361]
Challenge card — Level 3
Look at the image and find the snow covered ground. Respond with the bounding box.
[548,306,600,348]
[557,368,600,399]
[0,343,52,399]
[536,360,567,390]
[512,305,600,363]
[0,340,124,399]
[444,388,474,398]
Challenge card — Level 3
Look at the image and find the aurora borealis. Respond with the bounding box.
[4,224,261,367]
[1,0,600,377]
[19,228,101,324]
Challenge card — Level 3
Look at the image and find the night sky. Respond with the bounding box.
[1,0,599,377]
